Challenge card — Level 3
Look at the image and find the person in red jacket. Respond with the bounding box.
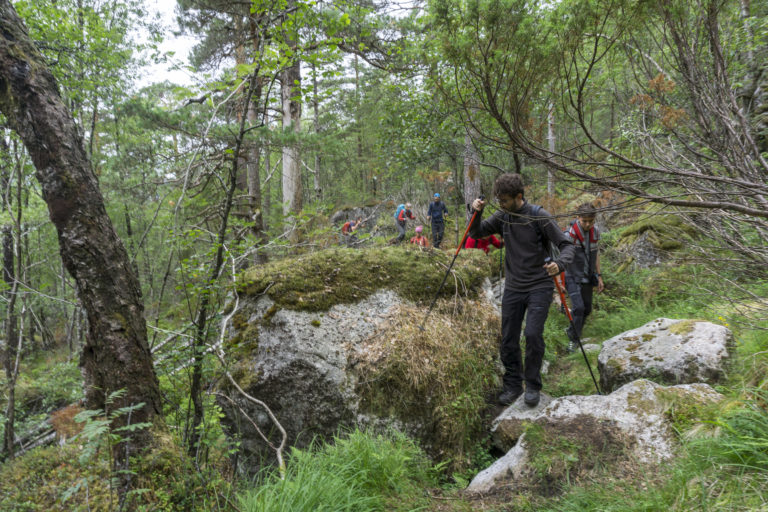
[395,203,416,243]
[465,234,503,254]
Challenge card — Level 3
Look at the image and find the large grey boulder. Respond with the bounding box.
[219,290,404,464]
[598,318,733,392]
[468,380,722,494]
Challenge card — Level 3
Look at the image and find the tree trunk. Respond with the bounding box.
[312,58,322,200]
[2,225,17,459]
[264,143,271,231]
[0,0,161,482]
[281,61,302,219]
[463,130,482,223]
[281,7,303,234]
[547,103,555,196]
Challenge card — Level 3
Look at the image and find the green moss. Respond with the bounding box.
[0,444,111,511]
[630,356,643,364]
[616,213,697,257]
[625,384,661,415]
[642,333,656,341]
[262,304,279,324]
[311,319,321,327]
[620,214,695,238]
[669,319,702,336]
[654,388,720,434]
[238,246,493,312]
[625,343,641,351]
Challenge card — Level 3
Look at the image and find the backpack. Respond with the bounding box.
[528,204,560,259]
[341,221,351,234]
[394,204,406,219]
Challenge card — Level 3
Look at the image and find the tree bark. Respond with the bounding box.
[312,58,322,200]
[281,60,303,218]
[281,6,303,233]
[463,130,481,222]
[547,103,555,196]
[0,0,161,473]
[2,225,17,459]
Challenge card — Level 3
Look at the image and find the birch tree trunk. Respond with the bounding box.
[0,0,161,481]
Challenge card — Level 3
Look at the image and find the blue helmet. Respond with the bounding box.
[434,193,440,198]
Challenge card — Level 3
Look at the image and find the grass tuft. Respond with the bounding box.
[237,429,434,512]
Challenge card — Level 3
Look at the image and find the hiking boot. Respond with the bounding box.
[524,388,540,407]
[566,326,578,343]
[497,389,523,406]
[566,340,575,353]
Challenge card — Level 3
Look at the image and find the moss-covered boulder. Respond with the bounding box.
[469,380,722,495]
[221,246,501,470]
[614,213,697,271]
[597,318,734,392]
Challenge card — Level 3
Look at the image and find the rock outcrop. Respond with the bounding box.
[468,379,722,494]
[219,247,498,468]
[220,291,403,464]
[598,318,733,392]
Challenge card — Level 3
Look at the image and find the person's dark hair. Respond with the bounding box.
[493,173,525,199]
[576,202,597,218]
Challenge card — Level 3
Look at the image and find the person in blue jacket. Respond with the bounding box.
[427,193,449,248]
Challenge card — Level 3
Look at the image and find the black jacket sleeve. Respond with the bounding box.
[468,209,503,239]
[541,217,575,271]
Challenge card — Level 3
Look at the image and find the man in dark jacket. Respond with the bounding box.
[427,193,449,248]
[469,173,574,407]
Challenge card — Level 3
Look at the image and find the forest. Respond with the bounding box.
[0,0,766,510]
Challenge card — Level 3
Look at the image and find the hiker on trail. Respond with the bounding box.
[394,202,416,243]
[342,217,363,236]
[427,193,449,249]
[464,234,503,254]
[469,173,575,407]
[563,203,604,352]
[410,226,430,248]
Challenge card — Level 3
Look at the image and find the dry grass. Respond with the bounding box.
[354,298,501,469]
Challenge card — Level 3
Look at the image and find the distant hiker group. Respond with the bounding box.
[336,173,606,409]
[384,195,450,248]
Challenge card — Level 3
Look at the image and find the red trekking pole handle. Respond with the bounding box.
[552,271,573,322]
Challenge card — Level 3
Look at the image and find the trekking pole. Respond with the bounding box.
[419,196,484,331]
[549,261,602,395]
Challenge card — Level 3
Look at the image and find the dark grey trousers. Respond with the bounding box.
[500,287,553,392]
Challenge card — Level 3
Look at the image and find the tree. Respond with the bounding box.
[0,0,161,491]
[431,0,768,314]
[280,0,304,234]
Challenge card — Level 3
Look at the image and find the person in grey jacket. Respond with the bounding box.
[564,203,604,351]
[469,173,574,407]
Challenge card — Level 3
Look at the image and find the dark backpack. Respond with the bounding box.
[529,204,560,259]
